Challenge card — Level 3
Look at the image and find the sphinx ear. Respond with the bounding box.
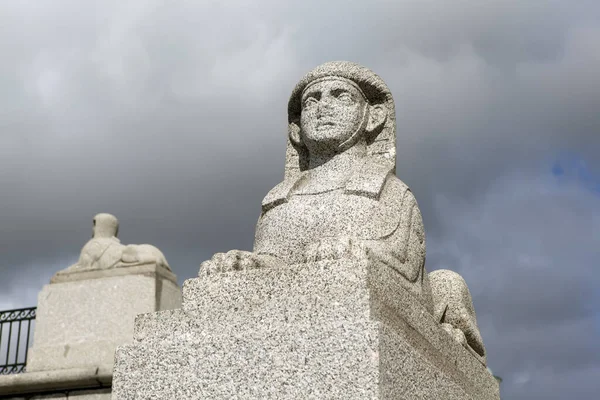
[365,104,387,135]
[288,122,303,147]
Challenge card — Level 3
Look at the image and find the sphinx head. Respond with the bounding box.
[296,76,387,156]
[287,61,396,175]
[92,213,119,238]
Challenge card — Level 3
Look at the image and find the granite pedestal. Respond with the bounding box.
[27,264,181,373]
[111,260,499,399]
[0,264,181,399]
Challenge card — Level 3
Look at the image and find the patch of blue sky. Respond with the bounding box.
[551,152,600,195]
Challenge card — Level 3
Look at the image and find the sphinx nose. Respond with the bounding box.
[316,97,334,117]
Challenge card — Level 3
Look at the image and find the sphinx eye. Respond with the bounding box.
[303,96,318,108]
[334,90,353,103]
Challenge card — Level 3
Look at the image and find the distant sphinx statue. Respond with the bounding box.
[58,213,171,274]
[200,61,486,363]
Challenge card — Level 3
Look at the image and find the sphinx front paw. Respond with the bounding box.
[303,236,368,263]
[199,250,271,276]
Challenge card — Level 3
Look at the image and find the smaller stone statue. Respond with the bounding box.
[57,213,171,275]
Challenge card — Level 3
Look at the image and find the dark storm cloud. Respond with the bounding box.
[1,1,599,398]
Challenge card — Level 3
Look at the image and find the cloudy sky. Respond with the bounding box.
[1,0,599,397]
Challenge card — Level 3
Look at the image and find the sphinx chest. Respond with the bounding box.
[254,188,401,264]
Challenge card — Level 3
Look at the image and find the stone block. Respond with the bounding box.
[26,264,181,373]
[112,260,499,399]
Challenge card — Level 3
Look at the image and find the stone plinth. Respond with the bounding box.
[0,366,112,399]
[26,264,181,373]
[111,260,499,399]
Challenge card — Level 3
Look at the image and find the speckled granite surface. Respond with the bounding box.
[112,260,499,399]
[26,269,180,373]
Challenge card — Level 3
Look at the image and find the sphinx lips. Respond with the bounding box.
[316,121,336,129]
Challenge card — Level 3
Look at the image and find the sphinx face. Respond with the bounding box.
[300,78,367,155]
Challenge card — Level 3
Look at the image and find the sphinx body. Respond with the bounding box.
[200,61,486,363]
[58,213,170,275]
[254,158,433,312]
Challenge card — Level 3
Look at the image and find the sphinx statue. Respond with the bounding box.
[199,61,486,363]
[57,213,171,275]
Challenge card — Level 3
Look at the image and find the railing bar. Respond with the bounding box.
[24,319,32,363]
[0,307,36,323]
[5,321,12,365]
[0,307,37,314]
[15,320,22,364]
[0,323,3,363]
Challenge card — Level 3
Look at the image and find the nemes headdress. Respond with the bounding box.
[285,61,397,180]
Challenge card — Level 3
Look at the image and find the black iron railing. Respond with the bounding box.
[0,307,36,374]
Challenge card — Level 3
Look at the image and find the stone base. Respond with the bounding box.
[5,388,111,400]
[26,264,181,372]
[0,365,111,398]
[112,260,499,399]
